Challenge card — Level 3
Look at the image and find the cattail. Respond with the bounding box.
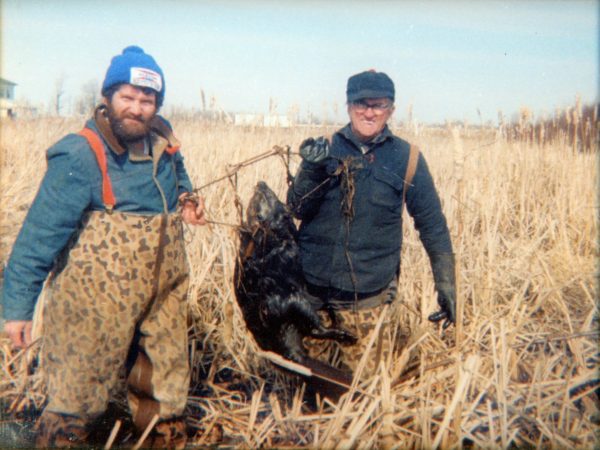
[451,127,464,346]
[497,110,505,140]
[0,114,597,449]
[572,95,581,152]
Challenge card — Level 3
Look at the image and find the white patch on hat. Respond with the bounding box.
[130,67,162,92]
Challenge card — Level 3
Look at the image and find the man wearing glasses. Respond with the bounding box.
[287,70,456,379]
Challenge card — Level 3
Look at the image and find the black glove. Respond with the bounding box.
[299,136,330,165]
[427,252,456,329]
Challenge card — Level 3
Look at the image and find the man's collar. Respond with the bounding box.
[94,105,127,155]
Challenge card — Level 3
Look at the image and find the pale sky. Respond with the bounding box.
[1,0,598,124]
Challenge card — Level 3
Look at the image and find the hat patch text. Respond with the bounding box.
[130,67,162,92]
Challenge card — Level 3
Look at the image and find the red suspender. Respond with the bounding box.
[166,143,180,155]
[78,128,116,213]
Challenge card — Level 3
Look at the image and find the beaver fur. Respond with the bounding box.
[234,181,357,363]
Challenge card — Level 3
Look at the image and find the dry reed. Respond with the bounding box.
[0,113,598,448]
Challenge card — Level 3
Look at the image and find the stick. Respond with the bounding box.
[511,330,600,348]
[103,419,121,450]
[432,354,479,448]
[258,350,359,392]
[258,351,312,376]
[132,414,159,450]
[391,357,456,387]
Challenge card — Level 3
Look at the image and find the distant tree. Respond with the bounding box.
[52,74,66,116]
[75,79,100,116]
[269,97,277,115]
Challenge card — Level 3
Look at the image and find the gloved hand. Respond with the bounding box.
[299,136,330,165]
[427,253,457,329]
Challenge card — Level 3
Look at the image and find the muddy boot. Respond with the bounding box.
[138,418,187,449]
[35,411,88,448]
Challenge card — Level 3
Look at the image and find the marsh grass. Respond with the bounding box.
[0,115,598,448]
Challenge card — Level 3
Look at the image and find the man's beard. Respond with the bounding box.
[106,103,153,144]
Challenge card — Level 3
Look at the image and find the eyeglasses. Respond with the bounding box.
[351,100,393,114]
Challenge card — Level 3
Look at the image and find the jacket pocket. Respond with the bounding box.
[371,166,404,210]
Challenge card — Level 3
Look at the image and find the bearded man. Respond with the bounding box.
[2,46,205,448]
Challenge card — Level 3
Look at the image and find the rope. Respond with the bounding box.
[338,157,362,321]
[186,144,339,227]
[188,147,364,299]
[191,145,292,193]
[181,145,295,231]
[187,145,367,329]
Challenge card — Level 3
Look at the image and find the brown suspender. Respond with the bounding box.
[402,144,420,208]
[373,144,420,370]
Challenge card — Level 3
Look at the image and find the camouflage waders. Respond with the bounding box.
[306,305,394,380]
[304,280,403,380]
[36,210,190,448]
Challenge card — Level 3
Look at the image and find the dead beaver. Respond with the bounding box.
[234,181,357,363]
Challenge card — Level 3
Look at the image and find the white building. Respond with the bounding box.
[234,113,264,127]
[234,113,292,128]
[263,114,291,128]
[0,78,17,118]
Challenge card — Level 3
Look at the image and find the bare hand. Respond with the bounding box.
[179,192,207,226]
[4,320,33,349]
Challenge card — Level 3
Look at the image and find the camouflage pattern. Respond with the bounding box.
[35,411,88,448]
[37,210,190,443]
[140,418,188,449]
[305,304,394,379]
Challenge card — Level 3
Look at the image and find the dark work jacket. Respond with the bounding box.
[287,124,452,295]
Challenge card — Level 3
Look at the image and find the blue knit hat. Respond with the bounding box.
[346,70,395,103]
[102,46,165,107]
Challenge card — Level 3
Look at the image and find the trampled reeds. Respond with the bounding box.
[0,112,598,448]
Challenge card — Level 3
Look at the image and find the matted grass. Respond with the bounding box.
[0,116,598,448]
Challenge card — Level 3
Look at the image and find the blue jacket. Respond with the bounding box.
[287,124,452,294]
[2,106,193,321]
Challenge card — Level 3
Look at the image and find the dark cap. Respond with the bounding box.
[346,70,395,103]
